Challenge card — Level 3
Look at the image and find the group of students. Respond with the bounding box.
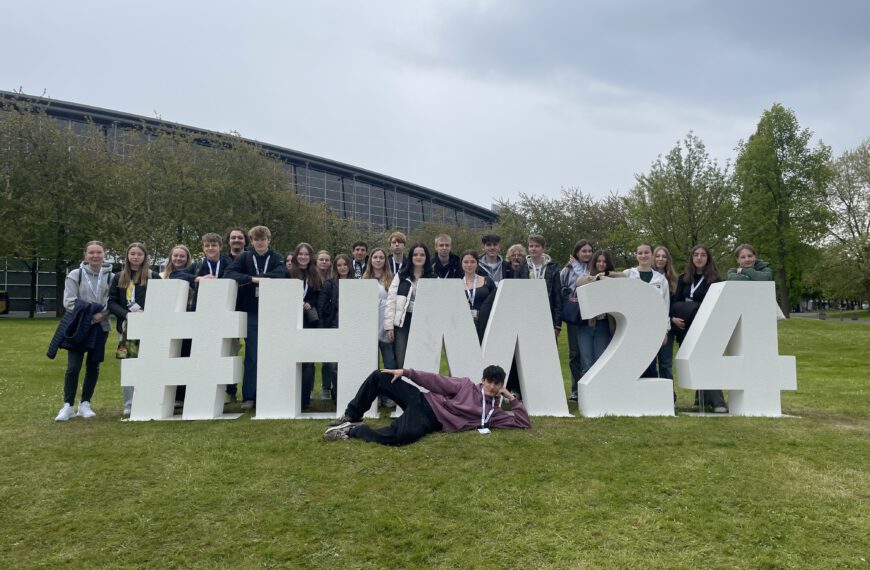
[51,224,773,421]
[558,240,774,413]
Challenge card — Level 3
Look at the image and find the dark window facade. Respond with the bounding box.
[1,90,497,234]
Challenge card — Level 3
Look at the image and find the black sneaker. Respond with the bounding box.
[327,414,359,427]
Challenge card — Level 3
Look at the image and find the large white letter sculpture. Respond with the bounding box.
[122,279,245,421]
[255,278,379,419]
[575,278,674,417]
[120,279,798,421]
[675,282,796,416]
[405,279,570,417]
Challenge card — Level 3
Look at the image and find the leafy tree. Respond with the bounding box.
[735,104,834,314]
[109,128,214,260]
[109,128,368,260]
[624,132,736,270]
[809,243,865,305]
[828,140,870,299]
[0,99,115,315]
[407,221,483,256]
[493,188,633,266]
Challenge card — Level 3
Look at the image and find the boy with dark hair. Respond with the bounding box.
[351,241,368,279]
[224,227,249,261]
[478,234,509,285]
[324,365,530,446]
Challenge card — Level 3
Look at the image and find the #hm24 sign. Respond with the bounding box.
[121,279,796,421]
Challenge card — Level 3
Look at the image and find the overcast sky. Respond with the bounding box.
[3,1,868,209]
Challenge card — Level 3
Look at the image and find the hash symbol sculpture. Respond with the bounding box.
[121,279,245,420]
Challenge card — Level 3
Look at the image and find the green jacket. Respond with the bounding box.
[727,260,773,281]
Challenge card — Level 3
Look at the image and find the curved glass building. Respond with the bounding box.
[0,90,496,233]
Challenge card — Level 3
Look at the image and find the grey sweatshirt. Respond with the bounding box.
[64,262,112,332]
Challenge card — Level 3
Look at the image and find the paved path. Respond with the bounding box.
[791,312,870,324]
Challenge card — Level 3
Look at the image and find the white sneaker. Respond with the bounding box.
[55,403,75,422]
[241,400,255,411]
[122,406,131,417]
[77,401,96,418]
[321,389,331,400]
[713,406,728,414]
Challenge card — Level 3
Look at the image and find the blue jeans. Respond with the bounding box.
[379,341,397,369]
[578,320,612,377]
[242,312,259,402]
[577,322,595,378]
[657,331,674,379]
[590,319,612,363]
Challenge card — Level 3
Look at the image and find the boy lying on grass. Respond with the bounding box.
[324,365,530,445]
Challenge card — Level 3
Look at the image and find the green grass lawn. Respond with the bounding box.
[0,318,867,569]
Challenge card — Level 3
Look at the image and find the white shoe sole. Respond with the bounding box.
[323,422,357,440]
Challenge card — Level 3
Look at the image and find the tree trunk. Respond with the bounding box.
[775,206,790,318]
[777,264,789,318]
[55,260,67,318]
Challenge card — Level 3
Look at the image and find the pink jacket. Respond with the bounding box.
[404,369,531,433]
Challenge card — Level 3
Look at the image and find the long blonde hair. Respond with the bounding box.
[653,246,678,293]
[362,247,394,289]
[118,242,151,288]
[162,245,192,279]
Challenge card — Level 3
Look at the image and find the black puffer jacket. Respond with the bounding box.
[47,299,106,359]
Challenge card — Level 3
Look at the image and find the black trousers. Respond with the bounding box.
[345,370,442,446]
[63,329,108,405]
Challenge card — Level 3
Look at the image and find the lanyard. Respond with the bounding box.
[464,275,478,308]
[252,254,269,276]
[353,260,365,278]
[689,276,705,300]
[530,262,543,279]
[302,277,309,303]
[405,279,416,310]
[206,258,220,277]
[435,258,451,279]
[83,268,102,299]
[390,257,403,274]
[480,388,496,428]
[126,283,136,306]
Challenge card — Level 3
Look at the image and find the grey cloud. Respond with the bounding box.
[394,0,870,109]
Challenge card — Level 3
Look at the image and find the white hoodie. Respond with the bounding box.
[623,267,671,331]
